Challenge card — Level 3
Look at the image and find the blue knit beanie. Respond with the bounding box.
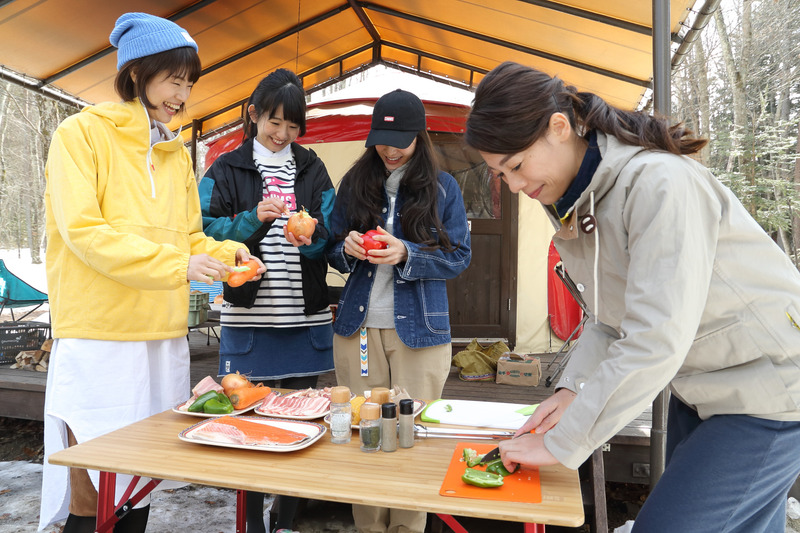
[109,12,198,70]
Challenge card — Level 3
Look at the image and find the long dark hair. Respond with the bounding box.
[243,69,306,140]
[339,130,455,251]
[115,47,201,112]
[466,61,707,155]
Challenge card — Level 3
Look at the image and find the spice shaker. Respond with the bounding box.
[380,402,397,452]
[371,387,391,405]
[359,402,381,452]
[330,386,352,444]
[398,398,415,448]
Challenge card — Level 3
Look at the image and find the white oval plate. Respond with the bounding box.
[172,402,256,418]
[173,390,278,418]
[323,399,426,429]
[178,415,326,452]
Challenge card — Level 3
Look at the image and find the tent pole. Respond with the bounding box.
[650,0,671,490]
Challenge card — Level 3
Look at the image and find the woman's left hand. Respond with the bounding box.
[365,226,407,265]
[283,218,317,247]
[498,432,560,473]
[235,248,266,278]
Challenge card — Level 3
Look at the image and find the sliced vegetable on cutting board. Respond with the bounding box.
[440,442,541,503]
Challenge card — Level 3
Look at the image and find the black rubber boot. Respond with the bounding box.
[245,491,267,533]
[113,504,150,533]
[63,514,97,533]
[273,495,301,531]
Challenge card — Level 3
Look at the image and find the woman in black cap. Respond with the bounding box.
[326,89,471,533]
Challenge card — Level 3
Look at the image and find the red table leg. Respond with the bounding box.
[236,489,247,533]
[437,514,546,532]
[95,473,161,533]
[96,472,116,532]
[524,523,546,533]
[436,514,470,533]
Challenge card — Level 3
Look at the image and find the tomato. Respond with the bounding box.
[226,259,261,287]
[362,229,387,252]
[286,209,316,240]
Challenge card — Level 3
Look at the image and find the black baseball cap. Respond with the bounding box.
[365,89,427,149]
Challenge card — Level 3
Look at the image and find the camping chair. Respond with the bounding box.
[545,261,589,387]
[0,259,49,321]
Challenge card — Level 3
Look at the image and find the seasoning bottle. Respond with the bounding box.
[380,402,398,452]
[359,403,381,452]
[371,387,391,406]
[398,398,415,448]
[330,386,352,444]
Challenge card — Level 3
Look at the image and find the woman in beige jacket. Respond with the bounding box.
[466,61,800,533]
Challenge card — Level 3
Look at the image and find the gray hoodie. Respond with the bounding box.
[544,133,800,469]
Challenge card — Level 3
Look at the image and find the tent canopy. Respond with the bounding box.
[0,0,703,141]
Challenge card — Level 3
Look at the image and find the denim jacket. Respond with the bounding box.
[326,171,471,348]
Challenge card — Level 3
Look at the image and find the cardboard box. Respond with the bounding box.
[496,352,542,386]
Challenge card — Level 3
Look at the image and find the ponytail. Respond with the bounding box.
[466,61,706,156]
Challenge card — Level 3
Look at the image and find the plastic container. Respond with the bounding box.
[0,321,50,364]
[359,403,381,452]
[330,386,352,444]
[188,292,210,327]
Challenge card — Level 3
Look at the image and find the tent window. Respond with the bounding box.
[430,132,501,220]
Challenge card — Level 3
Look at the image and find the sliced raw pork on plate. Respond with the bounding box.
[256,391,330,417]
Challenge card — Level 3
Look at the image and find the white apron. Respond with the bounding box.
[39,337,190,530]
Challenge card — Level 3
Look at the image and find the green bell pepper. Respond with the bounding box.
[203,393,234,414]
[461,467,504,488]
[462,448,485,467]
[484,458,518,477]
[188,390,221,413]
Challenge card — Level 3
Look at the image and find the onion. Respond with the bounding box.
[221,372,252,395]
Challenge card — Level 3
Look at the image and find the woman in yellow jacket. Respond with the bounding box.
[39,13,263,533]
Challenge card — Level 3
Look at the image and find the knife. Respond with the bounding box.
[482,429,532,463]
[481,445,501,463]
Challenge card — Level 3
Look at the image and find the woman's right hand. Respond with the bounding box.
[256,197,288,223]
[187,254,232,284]
[514,388,577,437]
[342,230,368,261]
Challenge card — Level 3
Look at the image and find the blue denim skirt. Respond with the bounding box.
[218,324,334,381]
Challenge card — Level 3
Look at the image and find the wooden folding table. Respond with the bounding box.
[49,409,584,532]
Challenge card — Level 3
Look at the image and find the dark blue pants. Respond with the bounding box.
[633,396,800,532]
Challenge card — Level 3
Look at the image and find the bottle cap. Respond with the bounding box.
[399,398,415,415]
[370,387,390,405]
[381,402,397,418]
[360,402,380,421]
[331,386,351,403]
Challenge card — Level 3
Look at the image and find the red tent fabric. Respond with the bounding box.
[203,98,471,171]
[547,241,584,341]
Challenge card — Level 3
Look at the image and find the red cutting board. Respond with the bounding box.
[439,443,541,503]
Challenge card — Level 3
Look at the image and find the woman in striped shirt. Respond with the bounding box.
[199,69,336,533]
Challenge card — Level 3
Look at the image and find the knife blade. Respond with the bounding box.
[481,446,501,463]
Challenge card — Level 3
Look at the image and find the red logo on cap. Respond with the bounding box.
[384,116,395,122]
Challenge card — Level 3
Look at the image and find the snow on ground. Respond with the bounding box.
[0,461,242,533]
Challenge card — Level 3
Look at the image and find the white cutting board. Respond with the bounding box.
[420,399,538,429]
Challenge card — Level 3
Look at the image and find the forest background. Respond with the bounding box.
[1,0,799,269]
